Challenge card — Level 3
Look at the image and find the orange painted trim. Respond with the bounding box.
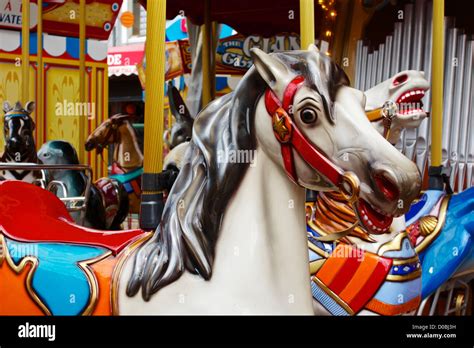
[365,296,421,316]
[90,255,119,316]
[316,244,349,285]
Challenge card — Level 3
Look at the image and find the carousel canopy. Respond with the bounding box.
[138,0,324,37]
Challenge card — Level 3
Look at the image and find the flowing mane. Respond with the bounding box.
[127,50,349,300]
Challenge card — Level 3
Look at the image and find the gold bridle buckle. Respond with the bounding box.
[339,172,360,204]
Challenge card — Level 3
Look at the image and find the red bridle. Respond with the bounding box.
[264,76,359,203]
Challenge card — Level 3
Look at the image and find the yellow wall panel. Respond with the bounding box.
[0,61,36,150]
[45,66,89,160]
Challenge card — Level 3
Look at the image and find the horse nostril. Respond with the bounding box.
[374,172,400,202]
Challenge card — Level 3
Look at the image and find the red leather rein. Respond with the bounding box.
[264,75,359,203]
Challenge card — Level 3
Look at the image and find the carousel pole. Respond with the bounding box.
[140,0,167,230]
[300,0,315,48]
[201,0,212,106]
[37,0,44,146]
[428,0,446,190]
[79,0,86,162]
[300,0,317,203]
[21,0,30,103]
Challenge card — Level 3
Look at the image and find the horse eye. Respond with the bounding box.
[300,108,318,124]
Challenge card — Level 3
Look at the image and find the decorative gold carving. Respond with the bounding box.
[111,233,152,315]
[415,196,450,253]
[309,259,326,275]
[307,191,375,243]
[419,216,438,236]
[78,250,111,316]
[377,231,408,256]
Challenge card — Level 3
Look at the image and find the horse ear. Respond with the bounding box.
[308,43,320,53]
[3,101,12,113]
[167,82,193,124]
[25,101,35,114]
[250,48,292,100]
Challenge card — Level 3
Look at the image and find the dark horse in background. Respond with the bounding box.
[1,101,41,182]
[38,140,129,230]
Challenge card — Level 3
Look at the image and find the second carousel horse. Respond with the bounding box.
[38,140,129,230]
[164,82,194,150]
[1,101,41,183]
[85,113,143,214]
[365,70,429,145]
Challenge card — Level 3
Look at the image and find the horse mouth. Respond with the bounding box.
[396,89,426,116]
[355,199,393,234]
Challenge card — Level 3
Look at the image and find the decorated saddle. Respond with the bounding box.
[0,181,147,315]
[307,192,422,316]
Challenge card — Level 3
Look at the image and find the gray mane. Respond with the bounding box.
[127,50,349,301]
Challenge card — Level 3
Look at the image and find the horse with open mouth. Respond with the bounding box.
[119,46,421,314]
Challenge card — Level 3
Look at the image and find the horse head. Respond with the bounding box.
[84,113,133,154]
[251,45,421,234]
[365,70,430,144]
[38,140,80,166]
[164,82,193,149]
[2,101,36,159]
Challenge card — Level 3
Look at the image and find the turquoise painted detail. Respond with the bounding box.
[419,188,474,298]
[6,238,107,316]
[373,278,421,305]
[110,167,143,184]
[381,237,417,259]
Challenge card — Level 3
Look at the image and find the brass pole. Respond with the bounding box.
[79,0,86,163]
[21,0,30,103]
[140,0,167,230]
[430,0,444,167]
[300,0,315,49]
[37,0,44,146]
[201,0,212,106]
[428,0,445,190]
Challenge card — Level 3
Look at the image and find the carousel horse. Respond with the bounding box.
[365,70,429,145]
[38,140,129,230]
[164,82,194,150]
[307,70,431,316]
[85,113,144,214]
[0,101,41,183]
[0,46,421,315]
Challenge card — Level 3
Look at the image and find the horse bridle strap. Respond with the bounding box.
[264,76,358,202]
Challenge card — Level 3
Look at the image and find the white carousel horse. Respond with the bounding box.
[0,46,421,316]
[365,70,429,145]
[118,46,421,314]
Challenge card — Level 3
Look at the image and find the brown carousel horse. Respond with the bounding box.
[85,113,144,214]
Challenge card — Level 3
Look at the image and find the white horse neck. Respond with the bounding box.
[119,144,314,314]
[209,144,313,313]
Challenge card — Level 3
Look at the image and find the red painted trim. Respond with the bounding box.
[0,181,144,255]
[264,76,344,187]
